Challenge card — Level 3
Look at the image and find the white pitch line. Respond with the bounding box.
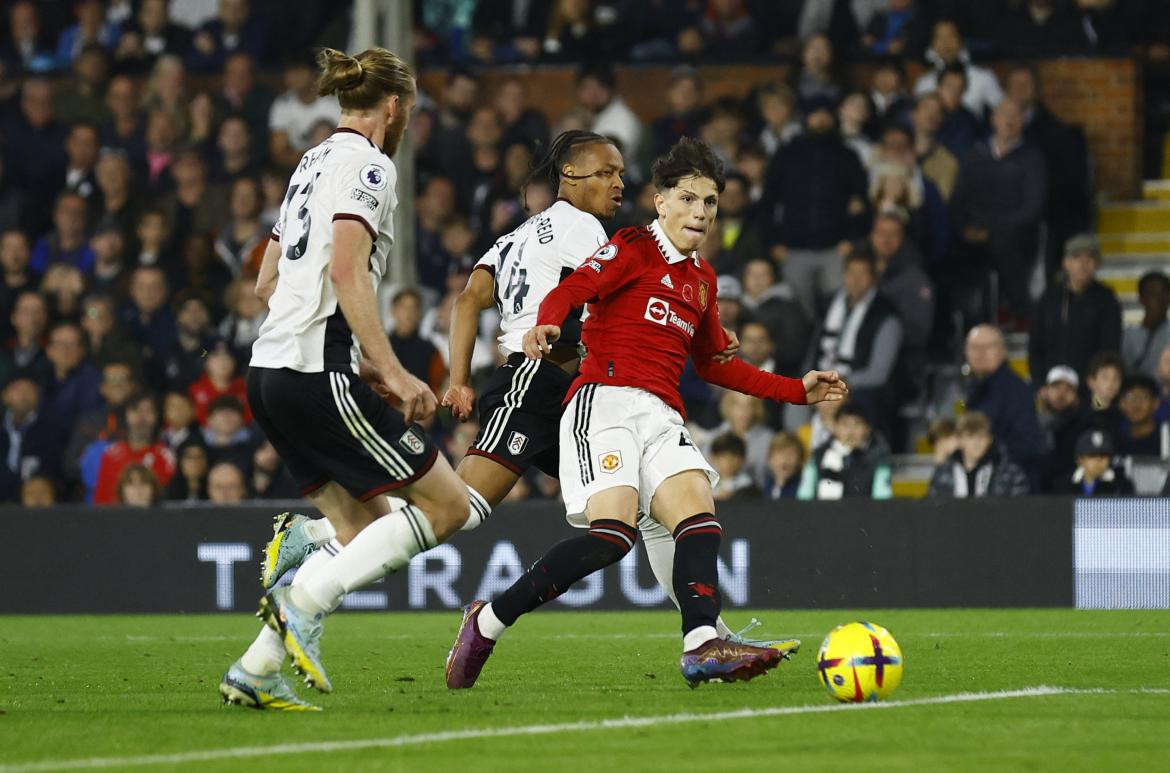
[2,686,1166,773]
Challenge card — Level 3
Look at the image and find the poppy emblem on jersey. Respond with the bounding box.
[507,431,528,456]
[644,296,670,325]
[360,163,387,191]
[398,428,425,456]
[698,280,710,310]
[682,284,694,302]
[599,451,623,474]
[592,244,618,261]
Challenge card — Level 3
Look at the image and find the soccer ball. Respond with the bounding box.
[816,621,903,703]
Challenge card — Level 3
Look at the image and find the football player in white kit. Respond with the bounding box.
[440,132,800,666]
[219,47,477,710]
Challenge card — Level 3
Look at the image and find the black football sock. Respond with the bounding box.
[490,519,637,626]
[671,513,722,648]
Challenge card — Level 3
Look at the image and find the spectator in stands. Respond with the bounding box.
[250,439,296,499]
[30,192,94,276]
[763,431,805,500]
[178,233,232,312]
[94,149,139,250]
[542,0,615,62]
[1123,271,1170,379]
[218,277,266,360]
[868,211,934,353]
[911,94,958,200]
[1057,428,1135,497]
[0,232,36,340]
[188,339,249,425]
[213,176,264,276]
[927,411,1031,497]
[574,63,642,158]
[1,0,55,74]
[208,115,258,185]
[90,223,129,296]
[41,264,87,326]
[707,174,762,276]
[705,390,772,487]
[709,432,762,501]
[202,394,257,470]
[139,107,182,195]
[913,19,1003,119]
[813,250,902,423]
[469,0,548,63]
[267,54,341,169]
[865,58,911,137]
[166,438,209,501]
[740,260,809,378]
[861,0,926,56]
[1006,65,1092,277]
[101,76,145,162]
[2,291,51,388]
[934,65,981,160]
[93,390,174,504]
[1084,350,1125,437]
[793,33,841,108]
[161,152,228,252]
[55,45,111,127]
[691,0,763,59]
[1116,375,1168,458]
[927,417,958,465]
[113,0,190,74]
[0,376,53,502]
[41,321,102,447]
[963,324,1043,476]
[57,2,117,69]
[122,265,175,371]
[80,292,141,372]
[207,460,246,503]
[763,98,869,317]
[493,77,550,150]
[650,66,705,161]
[1000,0,1088,56]
[161,390,200,451]
[756,82,801,158]
[0,157,26,236]
[387,288,446,398]
[213,53,273,151]
[1029,234,1122,385]
[4,79,69,236]
[1037,365,1085,492]
[65,359,137,482]
[798,396,843,452]
[116,463,161,506]
[951,99,1048,324]
[838,91,875,168]
[798,403,892,500]
[415,176,458,295]
[189,0,267,72]
[21,475,56,506]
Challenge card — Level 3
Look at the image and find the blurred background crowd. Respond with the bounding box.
[2,0,1170,508]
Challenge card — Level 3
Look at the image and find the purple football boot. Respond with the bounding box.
[445,600,497,689]
[680,637,783,688]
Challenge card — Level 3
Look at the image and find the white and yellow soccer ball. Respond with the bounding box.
[816,621,903,703]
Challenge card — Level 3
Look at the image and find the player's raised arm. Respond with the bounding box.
[443,266,496,420]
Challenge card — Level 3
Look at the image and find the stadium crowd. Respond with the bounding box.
[2,0,1170,507]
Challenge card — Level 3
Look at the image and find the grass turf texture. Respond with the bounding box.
[1,609,1168,772]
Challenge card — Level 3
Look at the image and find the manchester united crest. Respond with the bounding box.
[599,450,623,473]
[698,280,709,310]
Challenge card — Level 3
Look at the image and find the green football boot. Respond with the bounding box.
[260,512,318,590]
[219,660,321,711]
[258,587,332,693]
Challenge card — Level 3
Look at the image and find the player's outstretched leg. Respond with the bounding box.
[260,512,337,589]
[219,659,321,711]
[446,517,638,688]
[637,514,800,659]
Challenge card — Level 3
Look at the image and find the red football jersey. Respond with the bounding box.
[537,220,806,418]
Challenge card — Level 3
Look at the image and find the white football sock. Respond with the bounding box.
[683,625,719,653]
[301,517,337,546]
[460,486,492,531]
[478,602,506,640]
[291,505,436,615]
[639,514,732,638]
[239,625,286,676]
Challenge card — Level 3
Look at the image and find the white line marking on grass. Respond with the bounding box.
[2,686,1166,773]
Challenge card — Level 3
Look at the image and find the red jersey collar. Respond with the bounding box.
[650,219,699,266]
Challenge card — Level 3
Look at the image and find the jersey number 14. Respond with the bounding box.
[500,241,530,314]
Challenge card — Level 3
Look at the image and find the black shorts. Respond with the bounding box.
[247,366,438,501]
[468,353,574,478]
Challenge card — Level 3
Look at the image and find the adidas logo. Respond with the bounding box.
[660,274,674,289]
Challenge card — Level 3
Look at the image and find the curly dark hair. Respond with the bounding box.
[650,137,726,194]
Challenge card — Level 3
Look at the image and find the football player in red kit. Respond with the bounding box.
[446,137,848,688]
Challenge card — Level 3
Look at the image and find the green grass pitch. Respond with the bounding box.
[1,609,1168,772]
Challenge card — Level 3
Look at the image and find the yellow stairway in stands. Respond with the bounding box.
[1097,181,1170,327]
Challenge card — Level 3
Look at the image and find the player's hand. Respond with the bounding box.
[523,324,561,359]
[442,384,476,422]
[802,370,850,404]
[383,366,438,424]
[713,327,740,364]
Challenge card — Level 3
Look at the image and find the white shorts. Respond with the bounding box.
[559,384,719,527]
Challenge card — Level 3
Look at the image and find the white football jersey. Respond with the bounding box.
[474,200,607,354]
[251,129,398,374]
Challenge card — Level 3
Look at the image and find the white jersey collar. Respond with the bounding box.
[650,219,698,266]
